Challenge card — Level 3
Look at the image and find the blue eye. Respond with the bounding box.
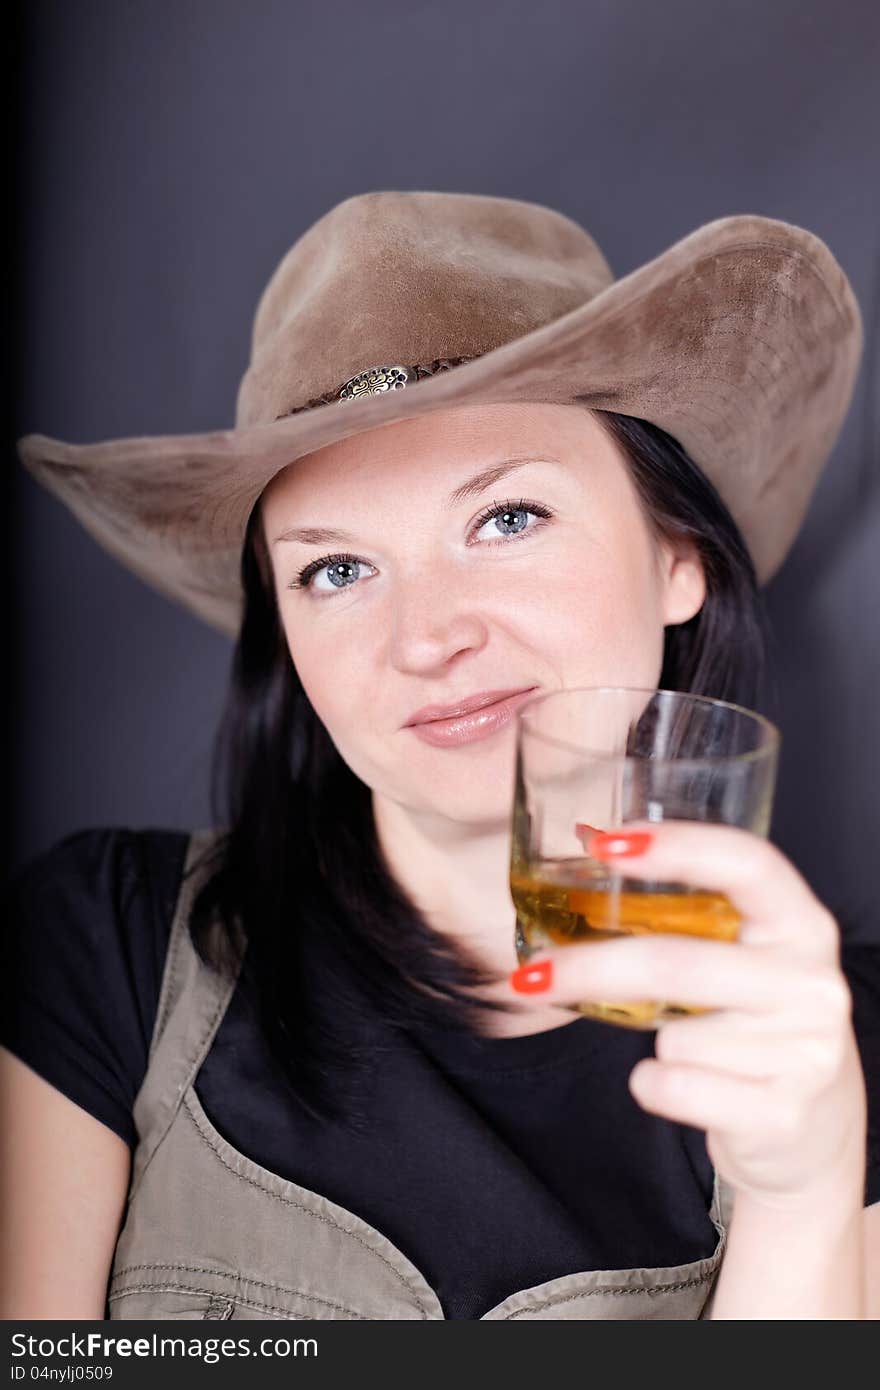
[472,497,553,543]
[289,497,554,597]
[293,552,366,595]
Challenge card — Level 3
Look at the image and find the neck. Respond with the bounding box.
[370,791,579,1038]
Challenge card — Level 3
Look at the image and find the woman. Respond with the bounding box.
[2,192,878,1319]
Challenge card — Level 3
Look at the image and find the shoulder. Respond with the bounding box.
[1,826,198,1149]
[8,825,192,902]
[3,822,195,986]
[5,824,196,991]
[7,823,195,934]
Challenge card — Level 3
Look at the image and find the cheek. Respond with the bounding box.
[513,550,665,684]
[281,621,391,792]
[279,616,364,728]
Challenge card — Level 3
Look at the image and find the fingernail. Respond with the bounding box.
[574,822,601,843]
[509,959,554,993]
[587,829,654,858]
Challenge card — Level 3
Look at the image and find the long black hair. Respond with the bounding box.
[188,408,776,1128]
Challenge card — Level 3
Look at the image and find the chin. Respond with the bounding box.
[420,781,516,829]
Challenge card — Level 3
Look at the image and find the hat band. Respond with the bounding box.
[275,356,478,418]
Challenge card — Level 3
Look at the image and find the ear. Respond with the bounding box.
[658,536,706,626]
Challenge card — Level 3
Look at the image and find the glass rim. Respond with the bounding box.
[516,685,781,766]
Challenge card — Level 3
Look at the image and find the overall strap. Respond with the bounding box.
[709,1167,736,1236]
[699,1167,736,1318]
[129,827,244,1200]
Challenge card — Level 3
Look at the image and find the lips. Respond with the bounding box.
[405,688,540,749]
[405,687,538,727]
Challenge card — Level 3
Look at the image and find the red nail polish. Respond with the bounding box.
[587,829,654,858]
[510,959,553,993]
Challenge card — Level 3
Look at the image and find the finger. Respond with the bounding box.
[654,1011,845,1082]
[577,819,838,959]
[628,1058,780,1131]
[514,935,849,1016]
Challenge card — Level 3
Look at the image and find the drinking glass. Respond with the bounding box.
[510,687,781,1027]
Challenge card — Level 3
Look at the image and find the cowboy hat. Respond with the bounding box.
[16,191,863,637]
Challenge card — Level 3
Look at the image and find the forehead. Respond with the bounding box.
[260,401,613,516]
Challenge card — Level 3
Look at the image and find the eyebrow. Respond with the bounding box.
[271,455,562,547]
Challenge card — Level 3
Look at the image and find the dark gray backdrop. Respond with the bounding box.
[11,0,880,941]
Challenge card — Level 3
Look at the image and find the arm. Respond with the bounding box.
[0,1047,131,1319]
[708,1169,868,1319]
[509,821,875,1319]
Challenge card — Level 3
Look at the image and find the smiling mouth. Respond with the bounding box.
[405,688,540,748]
[406,687,539,727]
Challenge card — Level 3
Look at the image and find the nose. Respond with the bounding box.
[387,563,490,675]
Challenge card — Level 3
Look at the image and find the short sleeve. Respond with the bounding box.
[0,827,190,1148]
[840,944,880,1208]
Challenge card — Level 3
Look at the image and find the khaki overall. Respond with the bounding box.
[107,830,734,1320]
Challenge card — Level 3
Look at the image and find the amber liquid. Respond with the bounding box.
[510,861,742,1028]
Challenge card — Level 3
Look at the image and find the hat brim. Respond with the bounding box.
[17,213,862,636]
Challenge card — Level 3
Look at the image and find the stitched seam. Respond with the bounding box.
[151,901,187,1054]
[203,1296,233,1321]
[433,1047,642,1082]
[129,984,235,1201]
[502,1271,715,1318]
[107,1282,369,1320]
[110,1260,368,1310]
[181,989,237,1085]
[110,1278,364,1319]
[151,830,220,1051]
[180,1095,434,1318]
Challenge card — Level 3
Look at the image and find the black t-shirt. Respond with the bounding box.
[2,827,879,1320]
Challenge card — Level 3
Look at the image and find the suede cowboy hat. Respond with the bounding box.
[17,190,863,637]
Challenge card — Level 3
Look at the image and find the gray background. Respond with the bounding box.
[11,0,880,941]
